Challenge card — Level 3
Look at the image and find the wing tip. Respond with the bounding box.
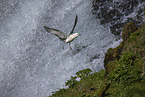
[44,26,51,31]
[44,26,48,29]
[75,15,78,20]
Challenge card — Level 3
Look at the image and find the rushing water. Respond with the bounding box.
[0,0,144,97]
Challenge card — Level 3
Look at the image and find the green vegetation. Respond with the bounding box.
[50,23,145,97]
[50,69,106,97]
[65,68,92,88]
[122,22,138,41]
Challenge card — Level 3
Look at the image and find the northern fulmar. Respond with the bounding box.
[44,15,80,49]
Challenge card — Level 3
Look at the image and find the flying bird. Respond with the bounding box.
[44,15,80,49]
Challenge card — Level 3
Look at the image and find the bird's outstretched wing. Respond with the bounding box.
[69,15,78,35]
[44,26,67,40]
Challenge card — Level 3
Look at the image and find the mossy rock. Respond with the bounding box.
[104,42,124,70]
[105,60,117,75]
[114,42,124,60]
[104,48,115,67]
[122,22,138,41]
[104,22,138,74]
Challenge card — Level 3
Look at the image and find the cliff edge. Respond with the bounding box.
[50,23,145,97]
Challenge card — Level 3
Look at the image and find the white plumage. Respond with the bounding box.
[65,33,80,43]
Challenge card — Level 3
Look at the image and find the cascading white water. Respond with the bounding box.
[1,0,138,97]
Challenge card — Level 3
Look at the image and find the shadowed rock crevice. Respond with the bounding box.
[92,0,144,35]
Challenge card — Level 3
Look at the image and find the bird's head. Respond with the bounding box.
[74,33,81,37]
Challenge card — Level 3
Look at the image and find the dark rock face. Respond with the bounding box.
[99,8,123,24]
[110,23,124,35]
[92,0,144,36]
[118,0,139,15]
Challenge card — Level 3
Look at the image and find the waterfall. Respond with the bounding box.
[0,0,144,97]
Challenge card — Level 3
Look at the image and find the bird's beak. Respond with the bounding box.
[79,34,81,36]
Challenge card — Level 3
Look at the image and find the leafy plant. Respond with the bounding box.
[65,76,77,88]
[76,68,92,79]
[65,68,92,88]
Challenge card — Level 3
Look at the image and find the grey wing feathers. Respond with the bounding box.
[44,26,67,40]
[69,15,78,35]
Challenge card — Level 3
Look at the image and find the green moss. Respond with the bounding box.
[104,42,124,74]
[105,60,117,74]
[122,22,138,41]
[104,48,115,67]
[123,23,145,55]
[113,42,124,60]
[108,52,142,85]
[123,81,145,97]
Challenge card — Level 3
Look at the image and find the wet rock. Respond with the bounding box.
[101,9,123,25]
[110,23,124,35]
[92,0,143,36]
[118,0,138,15]
[108,9,121,19]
